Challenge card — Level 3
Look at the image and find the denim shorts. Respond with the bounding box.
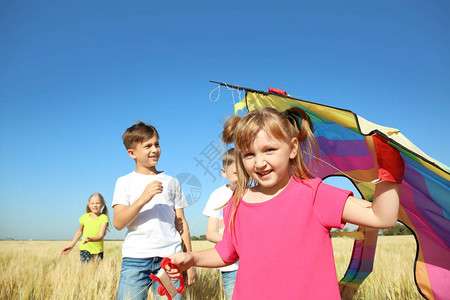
[80,250,103,264]
[116,257,181,300]
[221,270,237,300]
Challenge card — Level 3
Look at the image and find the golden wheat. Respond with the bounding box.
[0,236,422,299]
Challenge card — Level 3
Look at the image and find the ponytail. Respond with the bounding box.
[102,205,110,231]
[283,107,315,143]
[283,107,319,180]
[222,115,241,144]
[221,115,250,233]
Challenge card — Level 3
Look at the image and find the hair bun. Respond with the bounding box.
[222,115,241,144]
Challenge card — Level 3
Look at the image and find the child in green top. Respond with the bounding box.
[61,193,109,263]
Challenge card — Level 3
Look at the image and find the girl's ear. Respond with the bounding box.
[289,138,299,159]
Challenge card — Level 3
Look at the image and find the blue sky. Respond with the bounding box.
[0,1,449,240]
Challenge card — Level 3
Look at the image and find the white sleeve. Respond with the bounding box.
[202,189,221,218]
[171,178,188,209]
[112,177,130,207]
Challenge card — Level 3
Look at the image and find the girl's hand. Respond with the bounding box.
[61,245,73,255]
[83,237,91,244]
[165,252,194,280]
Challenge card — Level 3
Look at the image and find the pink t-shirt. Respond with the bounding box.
[215,177,352,299]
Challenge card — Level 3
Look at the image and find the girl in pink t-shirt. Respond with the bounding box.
[166,107,403,299]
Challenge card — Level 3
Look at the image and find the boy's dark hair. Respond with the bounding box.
[122,121,159,150]
[222,148,235,168]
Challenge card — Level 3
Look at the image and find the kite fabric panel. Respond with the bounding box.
[224,83,449,300]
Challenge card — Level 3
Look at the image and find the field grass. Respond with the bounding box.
[0,236,424,299]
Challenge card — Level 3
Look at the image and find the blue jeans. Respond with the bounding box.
[221,270,237,300]
[117,257,182,300]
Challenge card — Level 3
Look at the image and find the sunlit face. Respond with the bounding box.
[88,195,103,215]
[128,136,161,174]
[241,130,298,195]
[222,161,238,190]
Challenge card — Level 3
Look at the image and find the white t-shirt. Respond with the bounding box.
[112,171,188,258]
[202,185,238,272]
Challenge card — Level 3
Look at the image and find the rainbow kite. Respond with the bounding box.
[213,82,450,300]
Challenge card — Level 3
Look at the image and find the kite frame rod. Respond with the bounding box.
[209,81,269,94]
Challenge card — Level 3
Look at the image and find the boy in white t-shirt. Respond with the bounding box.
[202,148,238,300]
[112,121,195,300]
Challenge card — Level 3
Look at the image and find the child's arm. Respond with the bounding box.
[61,224,83,254]
[83,222,108,243]
[342,182,399,228]
[113,180,163,230]
[166,247,229,280]
[206,217,223,243]
[342,135,401,228]
[175,208,196,285]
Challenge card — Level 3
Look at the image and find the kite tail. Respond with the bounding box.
[338,226,378,299]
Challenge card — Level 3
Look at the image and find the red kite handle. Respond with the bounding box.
[161,257,185,294]
[150,257,185,300]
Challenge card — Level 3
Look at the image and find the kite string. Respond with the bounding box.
[209,82,244,108]
[186,139,228,236]
[304,152,384,184]
[209,84,221,102]
[182,180,227,240]
[223,83,242,107]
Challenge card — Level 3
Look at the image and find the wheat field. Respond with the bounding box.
[0,236,424,299]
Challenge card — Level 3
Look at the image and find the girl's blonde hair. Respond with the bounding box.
[222,107,318,231]
[86,193,109,230]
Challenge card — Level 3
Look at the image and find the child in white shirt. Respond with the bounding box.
[202,148,238,300]
[112,121,195,300]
